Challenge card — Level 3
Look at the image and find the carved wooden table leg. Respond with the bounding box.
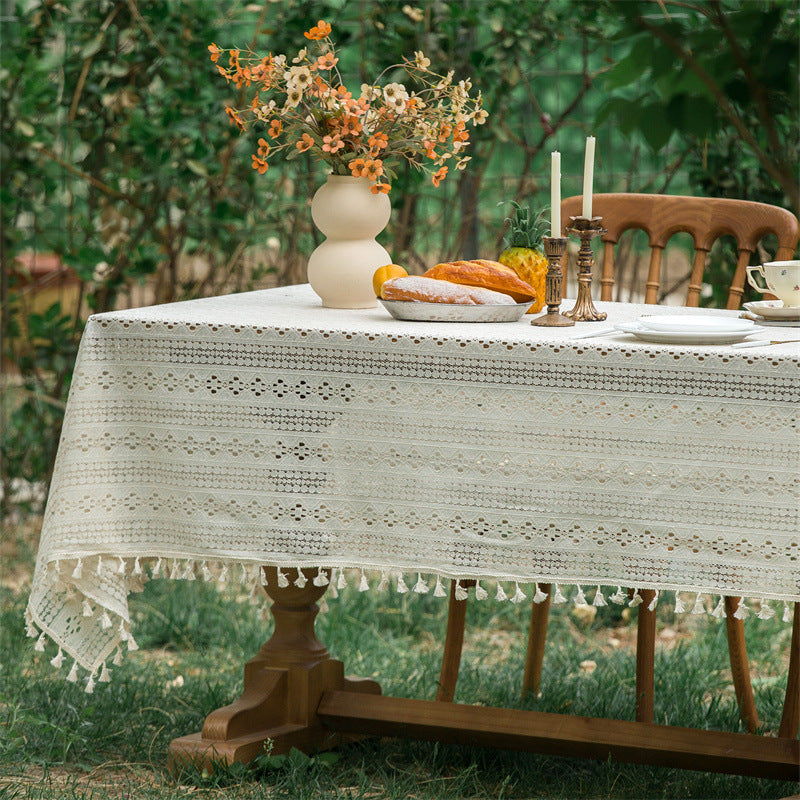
[169,567,381,772]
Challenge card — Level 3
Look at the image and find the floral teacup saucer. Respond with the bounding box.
[743,300,800,322]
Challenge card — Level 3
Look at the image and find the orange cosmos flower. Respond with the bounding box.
[251,155,268,174]
[349,158,367,177]
[423,140,437,159]
[225,106,244,132]
[452,121,469,143]
[341,115,363,136]
[257,137,270,157]
[363,159,384,181]
[431,165,448,187]
[230,64,251,89]
[334,85,352,101]
[295,133,314,152]
[208,43,221,63]
[367,132,388,151]
[322,134,344,153]
[352,95,370,114]
[316,53,338,70]
[251,57,273,85]
[437,123,451,143]
[268,119,282,138]
[304,20,332,40]
[370,182,391,194]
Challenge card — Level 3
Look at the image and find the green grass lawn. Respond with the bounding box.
[1,520,797,799]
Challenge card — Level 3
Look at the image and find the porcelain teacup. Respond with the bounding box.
[746,261,800,307]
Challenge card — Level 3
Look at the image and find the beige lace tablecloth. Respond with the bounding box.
[27,284,799,687]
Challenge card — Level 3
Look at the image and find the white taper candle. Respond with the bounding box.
[550,151,561,237]
[582,135,596,218]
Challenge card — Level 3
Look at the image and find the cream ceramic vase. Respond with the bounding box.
[307,175,392,308]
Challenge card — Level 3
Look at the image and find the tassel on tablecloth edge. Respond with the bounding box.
[36,557,800,614]
[26,558,799,690]
[412,573,428,594]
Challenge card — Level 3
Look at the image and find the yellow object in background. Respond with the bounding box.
[372,264,408,297]
[499,247,547,313]
[499,203,549,313]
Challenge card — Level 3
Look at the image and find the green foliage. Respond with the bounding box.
[595,0,799,212]
[1,301,78,505]
[1,0,284,505]
[2,0,797,507]
[501,202,548,251]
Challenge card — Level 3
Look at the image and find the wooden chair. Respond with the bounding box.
[436,193,800,739]
[560,193,799,307]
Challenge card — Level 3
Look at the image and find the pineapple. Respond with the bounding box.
[498,202,549,313]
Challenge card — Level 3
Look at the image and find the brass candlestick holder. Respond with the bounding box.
[531,236,573,327]
[564,215,607,322]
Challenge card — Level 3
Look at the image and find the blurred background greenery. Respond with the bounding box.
[1,0,798,511]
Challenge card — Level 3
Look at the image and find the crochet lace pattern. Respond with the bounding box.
[26,284,799,690]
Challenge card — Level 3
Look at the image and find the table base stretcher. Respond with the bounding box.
[168,569,800,781]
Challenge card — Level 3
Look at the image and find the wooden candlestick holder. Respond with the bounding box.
[564,216,607,322]
[531,236,573,327]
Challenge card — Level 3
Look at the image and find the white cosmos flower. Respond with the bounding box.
[361,83,381,102]
[292,48,307,64]
[383,82,408,104]
[285,66,312,89]
[402,4,423,22]
[363,108,381,128]
[413,51,430,69]
[438,70,454,89]
[284,88,303,109]
[93,261,111,282]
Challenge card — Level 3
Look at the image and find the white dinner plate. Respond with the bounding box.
[742,301,800,321]
[637,314,756,333]
[615,322,762,345]
[379,299,532,322]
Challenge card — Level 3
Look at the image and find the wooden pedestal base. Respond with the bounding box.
[168,568,380,772]
[318,692,799,781]
[169,568,799,781]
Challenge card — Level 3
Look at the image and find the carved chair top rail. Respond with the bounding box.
[560,193,799,254]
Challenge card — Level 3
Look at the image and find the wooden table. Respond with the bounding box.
[25,286,799,780]
[168,566,799,780]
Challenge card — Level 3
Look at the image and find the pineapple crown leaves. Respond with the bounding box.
[500,201,549,251]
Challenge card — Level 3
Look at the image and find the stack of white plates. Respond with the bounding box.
[615,314,762,344]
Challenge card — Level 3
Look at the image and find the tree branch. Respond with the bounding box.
[707,0,784,162]
[33,143,143,210]
[634,12,799,211]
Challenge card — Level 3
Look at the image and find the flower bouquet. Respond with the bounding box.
[209,20,487,194]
